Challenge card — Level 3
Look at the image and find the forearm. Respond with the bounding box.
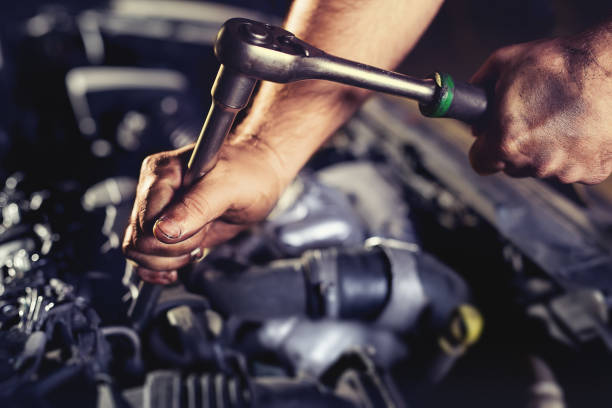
[561,18,612,76]
[230,0,443,185]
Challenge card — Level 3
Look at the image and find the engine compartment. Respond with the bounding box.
[1,2,612,407]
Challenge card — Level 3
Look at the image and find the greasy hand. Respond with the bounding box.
[122,140,284,284]
[470,32,612,184]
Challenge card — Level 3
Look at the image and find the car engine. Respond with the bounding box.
[1,2,612,407]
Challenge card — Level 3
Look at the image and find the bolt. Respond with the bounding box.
[278,34,294,45]
[243,23,269,44]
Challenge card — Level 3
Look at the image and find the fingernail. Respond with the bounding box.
[154,216,181,240]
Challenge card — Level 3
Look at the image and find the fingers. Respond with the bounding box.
[469,131,549,179]
[153,171,236,244]
[134,147,190,232]
[123,157,238,273]
[469,44,532,177]
[469,131,585,182]
[470,45,524,137]
[137,268,178,285]
[468,38,612,185]
[124,223,210,258]
[124,146,216,276]
[123,140,281,280]
[468,135,506,175]
[125,250,191,271]
[123,215,213,273]
[123,146,240,276]
[135,246,210,283]
[124,229,212,270]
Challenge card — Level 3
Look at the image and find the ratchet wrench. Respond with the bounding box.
[129,18,488,330]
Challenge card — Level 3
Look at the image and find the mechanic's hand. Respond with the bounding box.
[122,140,285,284]
[470,32,612,184]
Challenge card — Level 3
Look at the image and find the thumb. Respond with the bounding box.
[152,173,235,244]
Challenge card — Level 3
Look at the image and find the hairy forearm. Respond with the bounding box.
[231,0,443,184]
[560,17,612,76]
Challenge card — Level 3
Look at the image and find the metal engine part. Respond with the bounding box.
[1,2,612,408]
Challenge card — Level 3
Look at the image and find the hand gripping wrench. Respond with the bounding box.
[129,18,488,330]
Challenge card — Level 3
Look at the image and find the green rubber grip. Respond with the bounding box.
[419,72,455,118]
[419,72,488,123]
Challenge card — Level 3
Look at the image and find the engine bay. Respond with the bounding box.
[1,2,612,407]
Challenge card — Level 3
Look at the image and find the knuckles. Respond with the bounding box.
[579,172,610,185]
[556,169,582,184]
[139,151,183,180]
[497,138,519,162]
[141,152,171,172]
[533,163,555,179]
[140,153,165,175]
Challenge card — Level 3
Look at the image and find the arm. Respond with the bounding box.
[123,0,444,283]
[235,0,444,181]
[469,18,612,184]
